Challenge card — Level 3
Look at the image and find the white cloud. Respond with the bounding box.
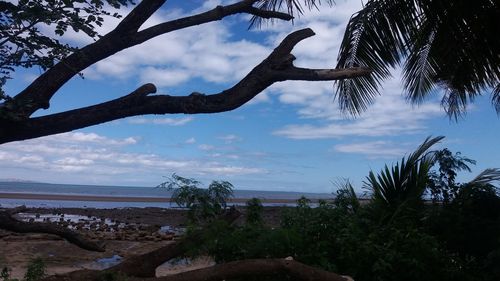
[273,73,444,139]
[334,141,408,158]
[54,157,95,166]
[218,134,242,144]
[128,117,193,126]
[198,144,215,151]
[139,67,190,87]
[64,132,138,145]
[0,131,265,183]
[83,12,270,88]
[185,137,196,144]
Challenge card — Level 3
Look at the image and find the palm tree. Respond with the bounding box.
[365,136,444,216]
[335,0,500,118]
[254,1,499,117]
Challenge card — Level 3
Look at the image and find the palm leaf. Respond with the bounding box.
[336,0,419,115]
[338,0,500,116]
[403,19,437,104]
[249,0,335,27]
[467,168,500,187]
[492,83,500,115]
[365,136,444,211]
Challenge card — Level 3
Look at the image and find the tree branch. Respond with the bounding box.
[149,258,349,281]
[7,0,293,118]
[0,206,104,252]
[42,258,351,281]
[114,0,167,33]
[0,28,370,144]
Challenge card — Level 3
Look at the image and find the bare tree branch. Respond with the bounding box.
[8,0,293,118]
[0,28,370,144]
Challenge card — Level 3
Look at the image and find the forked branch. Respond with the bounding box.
[0,28,370,144]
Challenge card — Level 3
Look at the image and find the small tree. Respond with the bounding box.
[427,148,476,203]
[365,136,444,220]
[245,198,264,225]
[158,174,234,222]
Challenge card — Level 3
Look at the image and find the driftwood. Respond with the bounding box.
[0,206,104,252]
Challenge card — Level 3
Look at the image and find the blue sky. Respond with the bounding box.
[1,0,499,193]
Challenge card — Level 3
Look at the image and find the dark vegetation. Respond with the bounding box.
[0,137,498,281]
[1,258,46,281]
[175,136,500,281]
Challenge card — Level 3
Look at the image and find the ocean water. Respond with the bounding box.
[0,181,333,208]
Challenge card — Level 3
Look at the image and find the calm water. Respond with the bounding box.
[0,181,333,208]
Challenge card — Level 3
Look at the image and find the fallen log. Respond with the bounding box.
[0,206,104,252]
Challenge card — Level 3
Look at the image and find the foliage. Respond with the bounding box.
[98,271,128,281]
[179,138,500,281]
[22,258,45,281]
[427,148,476,202]
[158,174,234,223]
[336,0,500,117]
[364,136,443,220]
[0,0,133,94]
[245,198,264,225]
[1,258,46,281]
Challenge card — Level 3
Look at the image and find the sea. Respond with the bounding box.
[0,181,333,209]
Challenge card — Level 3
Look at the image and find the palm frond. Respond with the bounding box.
[336,0,419,115]
[403,20,437,104]
[338,0,500,116]
[492,84,500,115]
[364,136,444,211]
[249,0,335,27]
[467,168,500,187]
[439,88,470,120]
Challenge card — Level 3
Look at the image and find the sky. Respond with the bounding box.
[1,0,499,194]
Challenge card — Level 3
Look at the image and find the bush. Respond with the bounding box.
[1,258,46,281]
[158,174,234,223]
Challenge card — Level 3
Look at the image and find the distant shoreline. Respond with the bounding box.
[0,192,308,204]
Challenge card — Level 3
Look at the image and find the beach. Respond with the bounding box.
[0,187,311,279]
[0,192,301,204]
[0,205,285,279]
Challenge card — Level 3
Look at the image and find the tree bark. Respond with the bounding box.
[149,258,349,281]
[0,0,371,144]
[0,27,370,144]
[43,258,351,281]
[7,0,293,118]
[0,207,104,252]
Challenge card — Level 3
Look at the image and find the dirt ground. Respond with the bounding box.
[0,206,286,279]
